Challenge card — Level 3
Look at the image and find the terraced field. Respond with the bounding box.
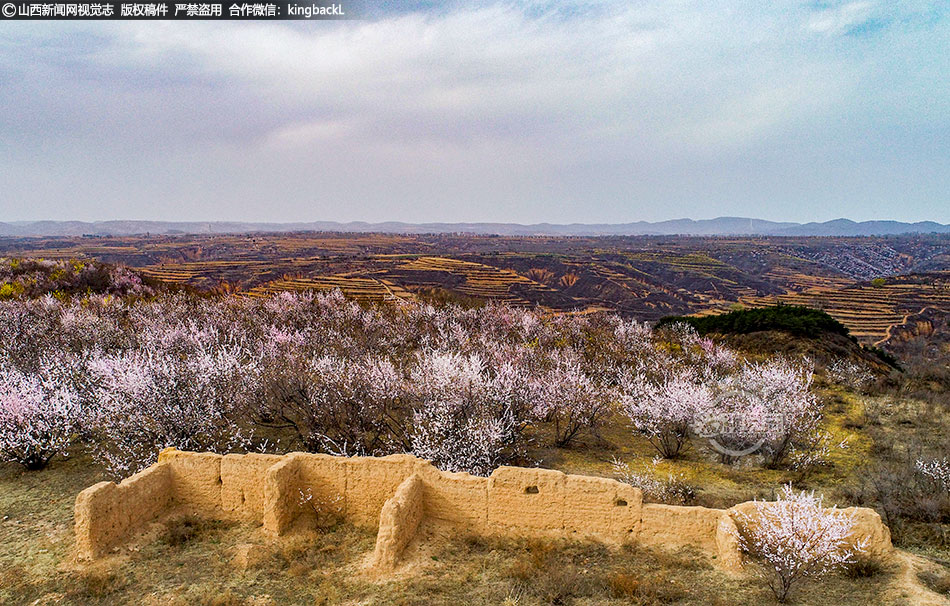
[11,247,82,259]
[759,267,855,292]
[585,263,657,297]
[139,260,281,288]
[742,275,950,342]
[245,275,415,302]
[396,256,554,305]
[138,265,203,284]
[610,251,776,304]
[2,232,948,341]
[625,252,734,274]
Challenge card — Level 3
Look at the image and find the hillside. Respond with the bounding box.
[1,233,947,342]
[659,306,899,372]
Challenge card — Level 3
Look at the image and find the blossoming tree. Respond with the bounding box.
[733,485,868,602]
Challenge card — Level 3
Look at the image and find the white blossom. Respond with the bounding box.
[733,485,868,602]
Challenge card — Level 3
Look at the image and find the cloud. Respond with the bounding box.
[0,1,948,224]
[806,1,876,35]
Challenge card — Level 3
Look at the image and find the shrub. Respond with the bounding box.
[606,571,687,604]
[826,358,874,391]
[606,571,641,598]
[916,457,950,494]
[918,569,950,595]
[843,555,883,579]
[612,458,695,505]
[658,305,851,340]
[850,455,950,545]
[733,485,868,603]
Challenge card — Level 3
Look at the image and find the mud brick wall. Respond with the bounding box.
[371,474,425,570]
[75,449,894,571]
[74,463,171,559]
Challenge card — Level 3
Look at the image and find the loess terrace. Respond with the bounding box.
[1,232,948,342]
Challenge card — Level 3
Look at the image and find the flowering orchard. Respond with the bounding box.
[0,278,845,478]
[0,258,154,301]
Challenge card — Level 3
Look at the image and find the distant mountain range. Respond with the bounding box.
[1,217,949,238]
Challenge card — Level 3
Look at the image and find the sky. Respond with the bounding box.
[0,1,948,225]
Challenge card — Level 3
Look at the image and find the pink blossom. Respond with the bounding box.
[0,362,78,470]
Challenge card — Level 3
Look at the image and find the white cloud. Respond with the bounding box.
[0,1,948,223]
[806,1,875,35]
[264,119,353,149]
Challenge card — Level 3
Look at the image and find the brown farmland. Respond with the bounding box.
[1,231,948,341]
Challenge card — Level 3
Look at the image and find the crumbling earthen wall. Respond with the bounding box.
[414,461,490,533]
[221,452,284,520]
[485,466,643,543]
[159,449,223,511]
[262,453,302,534]
[371,474,425,570]
[75,449,893,571]
[639,504,728,554]
[74,462,171,559]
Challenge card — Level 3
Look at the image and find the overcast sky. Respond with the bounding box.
[1,1,948,224]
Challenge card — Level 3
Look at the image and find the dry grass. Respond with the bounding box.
[918,568,950,596]
[844,555,885,579]
[160,515,232,547]
[63,566,126,601]
[380,533,897,606]
[0,386,944,606]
